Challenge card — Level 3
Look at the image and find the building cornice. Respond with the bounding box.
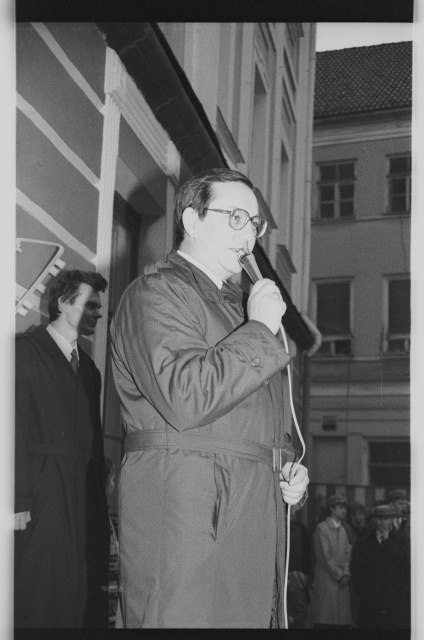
[314,126,411,147]
[312,214,411,226]
[96,22,227,175]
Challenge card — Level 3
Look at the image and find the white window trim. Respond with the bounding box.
[250,56,271,195]
[217,23,238,129]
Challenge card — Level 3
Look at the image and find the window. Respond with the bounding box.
[284,23,303,80]
[387,155,411,214]
[368,441,410,488]
[317,162,355,219]
[384,278,411,353]
[250,66,268,193]
[315,281,352,355]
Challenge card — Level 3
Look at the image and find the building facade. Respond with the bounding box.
[307,42,412,516]
[16,22,317,475]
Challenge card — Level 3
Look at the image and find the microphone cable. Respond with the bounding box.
[238,248,306,629]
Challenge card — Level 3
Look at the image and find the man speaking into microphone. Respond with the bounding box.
[110,168,309,628]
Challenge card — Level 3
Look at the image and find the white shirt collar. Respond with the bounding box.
[46,324,78,362]
[330,517,341,529]
[177,250,224,290]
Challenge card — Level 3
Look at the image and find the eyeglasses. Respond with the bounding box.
[204,208,268,238]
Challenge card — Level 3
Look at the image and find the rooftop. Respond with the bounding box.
[314,41,412,119]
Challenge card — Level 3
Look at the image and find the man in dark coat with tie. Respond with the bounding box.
[351,504,410,629]
[14,270,110,628]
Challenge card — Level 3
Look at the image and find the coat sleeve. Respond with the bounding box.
[15,339,35,513]
[87,360,103,459]
[90,361,107,476]
[111,272,290,430]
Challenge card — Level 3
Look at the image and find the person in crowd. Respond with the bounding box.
[342,501,367,626]
[110,168,309,628]
[387,489,409,535]
[343,501,367,547]
[287,511,313,628]
[311,494,352,629]
[387,488,411,626]
[399,500,411,628]
[351,503,410,629]
[15,270,110,628]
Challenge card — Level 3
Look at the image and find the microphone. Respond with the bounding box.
[238,245,305,631]
[238,245,288,347]
[237,248,263,283]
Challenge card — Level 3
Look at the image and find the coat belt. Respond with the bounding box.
[27,442,88,458]
[124,430,291,471]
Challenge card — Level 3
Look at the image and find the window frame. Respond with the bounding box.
[382,275,411,355]
[284,23,303,80]
[314,278,354,357]
[386,154,411,215]
[367,439,410,488]
[316,160,356,220]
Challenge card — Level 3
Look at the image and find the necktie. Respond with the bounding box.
[70,348,79,375]
[221,281,241,302]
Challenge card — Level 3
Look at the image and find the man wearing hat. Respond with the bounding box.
[344,501,367,547]
[311,494,352,628]
[343,501,368,626]
[350,504,410,628]
[387,489,408,534]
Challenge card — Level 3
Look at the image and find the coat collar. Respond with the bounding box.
[326,516,342,531]
[167,250,243,306]
[31,324,67,357]
[31,325,83,363]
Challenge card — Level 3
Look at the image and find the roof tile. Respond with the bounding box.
[314,41,412,118]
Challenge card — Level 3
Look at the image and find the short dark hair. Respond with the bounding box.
[173,168,254,246]
[48,270,108,322]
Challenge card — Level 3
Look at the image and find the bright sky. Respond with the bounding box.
[316,22,413,51]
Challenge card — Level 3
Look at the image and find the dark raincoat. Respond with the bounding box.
[351,529,410,628]
[110,251,299,628]
[14,326,109,628]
